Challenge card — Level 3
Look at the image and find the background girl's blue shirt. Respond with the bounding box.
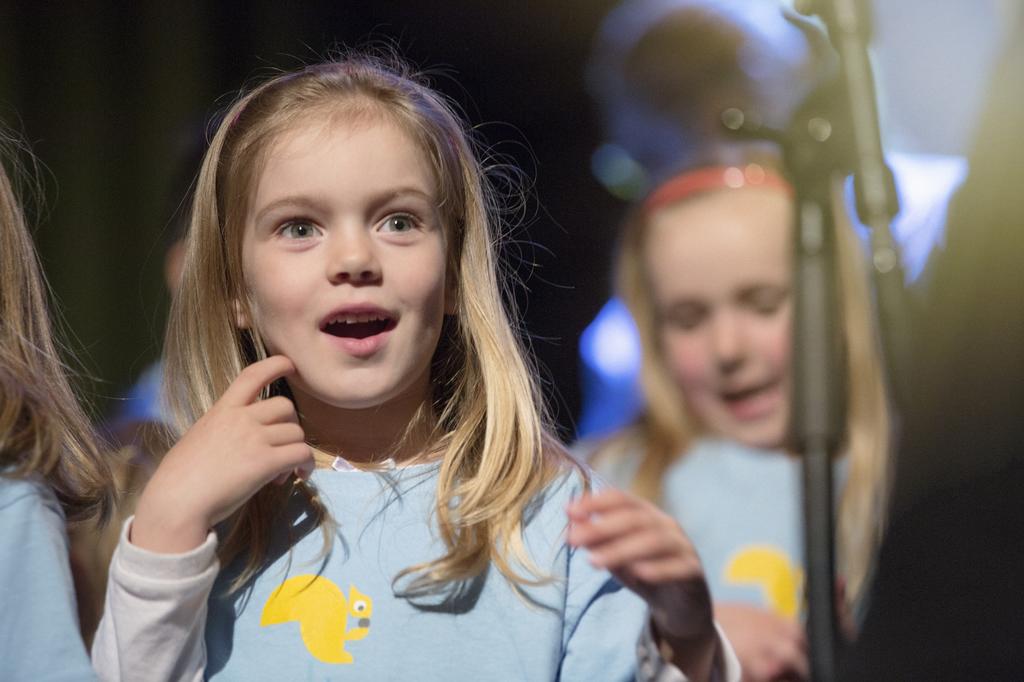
[591,438,847,620]
[205,462,649,680]
[0,476,96,681]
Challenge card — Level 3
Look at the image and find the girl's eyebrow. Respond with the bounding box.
[371,186,435,206]
[253,195,331,223]
[253,187,435,223]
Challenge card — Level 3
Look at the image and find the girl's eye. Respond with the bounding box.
[663,303,706,331]
[280,221,318,239]
[745,287,789,315]
[381,214,416,233]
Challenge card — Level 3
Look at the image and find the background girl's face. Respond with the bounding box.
[240,114,449,425]
[644,188,793,450]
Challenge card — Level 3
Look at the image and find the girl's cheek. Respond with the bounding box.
[760,311,793,374]
[661,330,712,393]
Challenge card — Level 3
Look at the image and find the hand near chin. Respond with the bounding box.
[714,603,808,681]
[567,488,718,682]
[131,355,315,554]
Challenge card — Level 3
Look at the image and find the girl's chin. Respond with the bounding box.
[291,376,429,415]
[732,428,788,452]
[726,407,789,452]
[285,380,385,412]
[698,404,789,451]
[298,391,394,412]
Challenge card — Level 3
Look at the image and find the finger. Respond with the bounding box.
[786,620,808,652]
[628,556,705,584]
[264,423,306,447]
[567,506,653,548]
[566,488,637,520]
[251,442,314,487]
[747,656,783,682]
[275,442,315,472]
[294,458,315,480]
[775,639,810,681]
[250,396,300,425]
[260,444,311,485]
[272,457,315,486]
[221,355,295,407]
[789,648,810,681]
[588,527,688,570]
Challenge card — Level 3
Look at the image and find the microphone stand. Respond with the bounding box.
[724,86,848,680]
[800,0,908,407]
[725,3,903,679]
[786,77,847,682]
[790,1,904,678]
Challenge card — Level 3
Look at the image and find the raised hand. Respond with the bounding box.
[567,488,717,681]
[131,355,314,553]
[714,602,808,681]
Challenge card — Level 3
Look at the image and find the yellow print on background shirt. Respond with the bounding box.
[260,574,374,664]
[723,545,804,619]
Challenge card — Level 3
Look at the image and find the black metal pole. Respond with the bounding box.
[726,6,903,677]
[722,94,847,681]
[807,0,908,403]
[792,191,843,682]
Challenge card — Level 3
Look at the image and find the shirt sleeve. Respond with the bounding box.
[635,620,741,682]
[0,479,97,681]
[559,543,740,682]
[91,516,218,682]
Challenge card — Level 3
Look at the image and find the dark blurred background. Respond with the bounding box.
[0,0,1012,439]
[0,0,628,438]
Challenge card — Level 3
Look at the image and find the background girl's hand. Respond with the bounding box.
[714,602,808,681]
[131,355,314,553]
[835,577,858,643]
[567,488,717,680]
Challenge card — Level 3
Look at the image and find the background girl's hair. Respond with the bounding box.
[0,128,114,523]
[605,172,890,605]
[164,51,577,594]
[588,0,887,606]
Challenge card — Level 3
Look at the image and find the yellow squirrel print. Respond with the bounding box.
[724,545,804,619]
[260,574,373,664]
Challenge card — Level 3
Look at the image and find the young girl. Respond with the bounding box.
[91,56,739,681]
[0,128,113,677]
[588,159,890,680]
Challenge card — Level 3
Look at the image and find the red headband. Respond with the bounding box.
[642,164,793,215]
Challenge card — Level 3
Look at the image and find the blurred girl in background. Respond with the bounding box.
[0,125,113,679]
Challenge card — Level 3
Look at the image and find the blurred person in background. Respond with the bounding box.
[575,2,892,679]
[1,123,113,680]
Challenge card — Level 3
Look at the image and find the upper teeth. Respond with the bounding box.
[327,313,386,325]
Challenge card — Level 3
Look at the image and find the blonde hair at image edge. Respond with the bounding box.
[0,131,113,523]
[608,181,890,605]
[163,55,577,595]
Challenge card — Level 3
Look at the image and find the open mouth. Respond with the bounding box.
[721,380,778,405]
[321,312,396,340]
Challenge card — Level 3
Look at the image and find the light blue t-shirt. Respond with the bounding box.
[0,476,96,681]
[204,463,650,680]
[592,438,845,621]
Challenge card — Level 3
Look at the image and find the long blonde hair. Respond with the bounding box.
[607,173,890,604]
[164,54,575,594]
[0,130,113,523]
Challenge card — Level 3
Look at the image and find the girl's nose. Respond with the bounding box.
[327,229,381,284]
[710,313,746,373]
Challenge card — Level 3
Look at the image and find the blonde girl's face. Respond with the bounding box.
[240,116,449,420]
[644,187,793,450]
